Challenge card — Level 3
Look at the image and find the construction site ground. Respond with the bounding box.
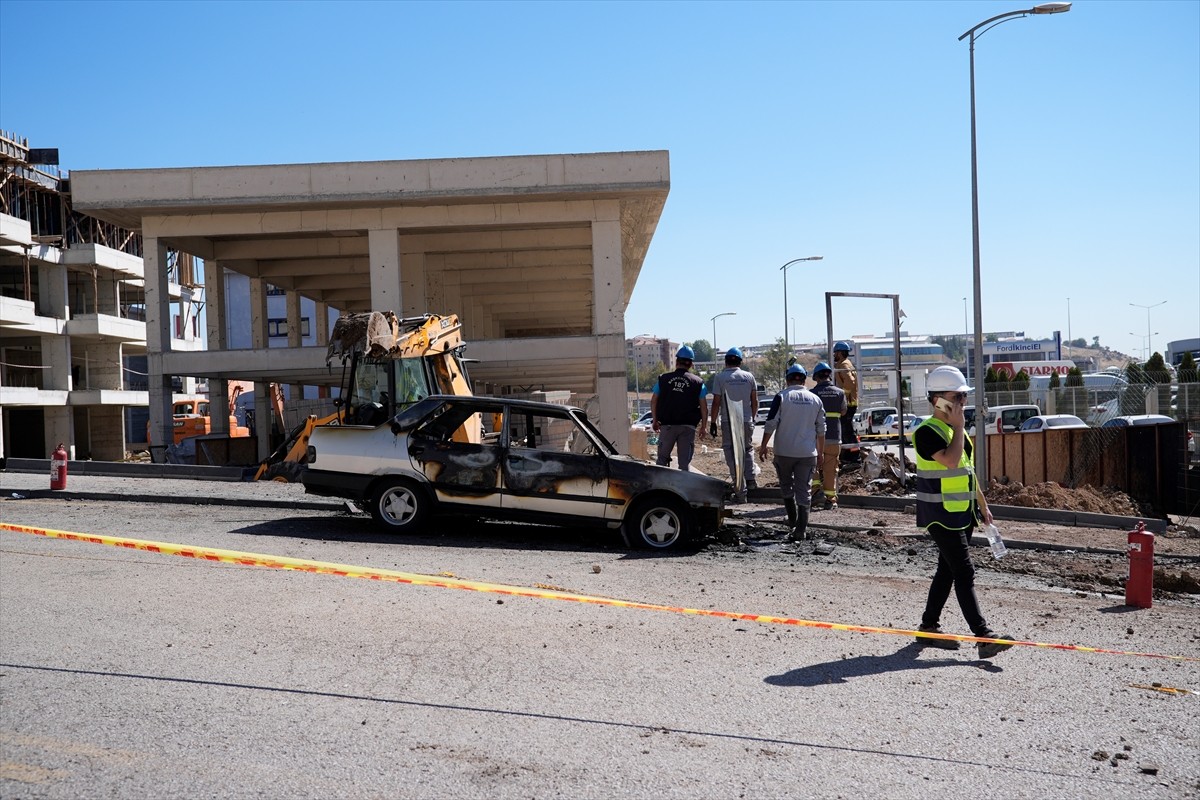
[686,438,1200,603]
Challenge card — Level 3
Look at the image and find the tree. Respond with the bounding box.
[1012,369,1030,390]
[1179,351,1198,384]
[1048,372,1061,389]
[1068,337,1088,349]
[1091,336,1100,348]
[687,339,714,362]
[754,338,793,394]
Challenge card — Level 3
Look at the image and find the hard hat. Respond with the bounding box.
[725,347,743,361]
[813,361,833,377]
[834,340,852,353]
[676,345,695,360]
[926,365,973,393]
[786,364,807,378]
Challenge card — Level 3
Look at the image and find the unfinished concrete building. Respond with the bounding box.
[0,130,210,461]
[64,150,670,456]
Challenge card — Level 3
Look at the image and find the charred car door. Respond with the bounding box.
[408,400,503,510]
[501,405,610,521]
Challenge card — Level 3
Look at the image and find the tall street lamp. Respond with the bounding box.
[960,1,1070,485]
[781,255,823,365]
[1130,300,1166,360]
[711,312,736,357]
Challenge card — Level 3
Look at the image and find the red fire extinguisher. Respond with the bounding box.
[1125,521,1154,609]
[50,443,68,491]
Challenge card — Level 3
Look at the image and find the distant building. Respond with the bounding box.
[626,335,676,372]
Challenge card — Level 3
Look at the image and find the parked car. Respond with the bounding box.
[1017,414,1088,433]
[1100,414,1176,429]
[631,411,654,430]
[302,395,728,550]
[755,406,772,425]
[983,404,1041,434]
[887,414,928,441]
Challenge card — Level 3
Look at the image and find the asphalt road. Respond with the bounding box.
[1,477,1198,798]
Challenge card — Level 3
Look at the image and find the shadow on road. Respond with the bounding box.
[765,642,998,686]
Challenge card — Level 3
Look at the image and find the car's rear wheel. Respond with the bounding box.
[370,478,430,533]
[625,495,691,550]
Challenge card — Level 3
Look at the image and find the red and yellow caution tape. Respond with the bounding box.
[3,522,1197,662]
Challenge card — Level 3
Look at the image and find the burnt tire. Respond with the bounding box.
[624,495,691,550]
[370,478,430,533]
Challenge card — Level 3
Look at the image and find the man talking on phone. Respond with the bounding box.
[912,366,1013,659]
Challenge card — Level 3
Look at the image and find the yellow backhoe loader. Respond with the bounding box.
[254,311,475,481]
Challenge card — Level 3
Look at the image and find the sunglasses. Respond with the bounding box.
[948,392,968,402]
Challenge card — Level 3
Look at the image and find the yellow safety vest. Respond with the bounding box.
[914,417,977,531]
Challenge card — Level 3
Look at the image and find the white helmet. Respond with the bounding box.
[927,365,973,393]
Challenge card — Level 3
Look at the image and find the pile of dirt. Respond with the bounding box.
[984,479,1150,516]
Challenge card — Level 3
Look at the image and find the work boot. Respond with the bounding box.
[916,624,960,650]
[783,498,798,528]
[788,507,810,542]
[977,633,1015,659]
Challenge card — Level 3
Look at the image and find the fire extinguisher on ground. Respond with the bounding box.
[50,443,68,491]
[1125,521,1154,609]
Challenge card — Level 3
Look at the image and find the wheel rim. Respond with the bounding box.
[640,506,682,547]
[380,486,418,526]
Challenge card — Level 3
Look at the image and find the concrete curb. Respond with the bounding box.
[4,458,247,481]
[7,488,344,513]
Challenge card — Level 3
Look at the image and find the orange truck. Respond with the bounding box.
[149,396,251,446]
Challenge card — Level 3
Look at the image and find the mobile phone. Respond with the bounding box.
[934,398,955,414]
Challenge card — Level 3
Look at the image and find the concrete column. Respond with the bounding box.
[89,405,127,461]
[87,342,124,390]
[98,270,120,316]
[43,406,73,460]
[286,291,303,401]
[36,261,69,319]
[249,278,272,459]
[591,213,628,449]
[400,250,426,317]
[368,229,403,312]
[206,260,230,435]
[314,300,331,399]
[144,238,174,451]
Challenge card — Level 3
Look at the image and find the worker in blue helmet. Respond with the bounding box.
[650,345,708,471]
[709,346,758,499]
[758,362,825,540]
[833,340,860,462]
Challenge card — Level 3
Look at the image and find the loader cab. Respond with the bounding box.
[343,350,476,438]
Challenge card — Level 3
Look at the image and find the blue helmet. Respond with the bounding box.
[834,341,852,354]
[725,347,743,362]
[676,345,695,360]
[814,361,833,378]
[786,364,807,379]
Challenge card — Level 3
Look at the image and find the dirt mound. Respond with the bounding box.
[984,480,1148,516]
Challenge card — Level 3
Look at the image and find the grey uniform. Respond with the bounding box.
[765,384,826,508]
[711,366,758,490]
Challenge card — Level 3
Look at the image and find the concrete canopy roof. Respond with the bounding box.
[71,151,668,322]
[69,151,669,397]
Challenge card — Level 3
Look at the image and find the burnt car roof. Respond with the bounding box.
[390,394,588,434]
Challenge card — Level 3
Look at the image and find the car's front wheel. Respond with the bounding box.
[370,478,430,533]
[624,495,691,550]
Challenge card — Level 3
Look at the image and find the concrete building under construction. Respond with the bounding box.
[2,135,670,461]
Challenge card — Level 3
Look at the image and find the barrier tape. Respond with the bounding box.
[3,522,1197,663]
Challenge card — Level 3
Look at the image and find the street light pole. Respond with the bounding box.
[711,312,736,357]
[1130,301,1166,360]
[960,1,1070,486]
[780,255,823,374]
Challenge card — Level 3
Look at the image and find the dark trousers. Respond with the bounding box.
[922,524,989,635]
[840,406,858,451]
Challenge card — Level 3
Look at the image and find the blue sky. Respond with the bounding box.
[2,0,1196,362]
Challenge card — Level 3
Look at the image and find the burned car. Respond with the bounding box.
[301,395,727,549]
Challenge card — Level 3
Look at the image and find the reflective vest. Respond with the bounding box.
[914,417,977,531]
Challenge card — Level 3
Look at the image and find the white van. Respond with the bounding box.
[983,404,1041,434]
[859,406,898,436]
